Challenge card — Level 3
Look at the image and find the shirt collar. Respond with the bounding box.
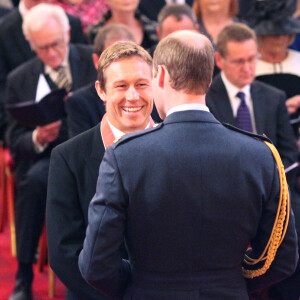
[107,119,151,140]
[166,103,209,117]
[221,71,250,99]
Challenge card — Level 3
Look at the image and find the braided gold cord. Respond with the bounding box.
[242,141,290,279]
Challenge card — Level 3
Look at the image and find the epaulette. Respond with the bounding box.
[112,122,163,149]
[222,122,272,144]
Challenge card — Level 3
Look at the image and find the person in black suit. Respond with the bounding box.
[5,4,96,300]
[66,24,136,138]
[79,31,298,300]
[47,41,155,300]
[206,23,298,171]
[0,0,86,141]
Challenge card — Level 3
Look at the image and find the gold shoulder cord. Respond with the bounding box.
[242,141,290,279]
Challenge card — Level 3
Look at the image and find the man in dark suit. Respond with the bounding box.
[66,24,135,138]
[0,0,86,141]
[79,31,298,300]
[5,4,96,300]
[206,23,298,171]
[47,41,155,300]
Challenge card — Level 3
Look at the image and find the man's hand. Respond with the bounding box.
[286,95,300,114]
[36,120,62,145]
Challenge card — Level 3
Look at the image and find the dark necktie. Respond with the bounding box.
[55,66,72,92]
[236,91,253,132]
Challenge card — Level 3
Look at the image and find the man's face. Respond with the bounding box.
[29,18,69,69]
[96,56,153,133]
[216,39,257,88]
[106,0,139,12]
[158,15,197,39]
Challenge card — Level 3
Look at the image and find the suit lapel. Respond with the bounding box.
[251,82,266,134]
[69,45,81,90]
[209,76,236,125]
[85,125,105,184]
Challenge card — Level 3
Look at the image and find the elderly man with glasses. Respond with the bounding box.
[5,4,96,300]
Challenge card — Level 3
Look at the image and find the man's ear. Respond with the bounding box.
[92,53,99,70]
[157,65,166,89]
[156,27,162,40]
[215,52,224,70]
[95,80,106,103]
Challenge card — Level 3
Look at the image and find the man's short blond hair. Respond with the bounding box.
[97,41,152,91]
[153,32,214,95]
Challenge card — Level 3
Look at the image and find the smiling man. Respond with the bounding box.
[46,41,154,300]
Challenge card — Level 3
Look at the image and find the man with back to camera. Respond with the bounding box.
[47,41,155,300]
[79,30,298,299]
[5,4,96,300]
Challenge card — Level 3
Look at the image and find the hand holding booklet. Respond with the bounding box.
[6,88,67,128]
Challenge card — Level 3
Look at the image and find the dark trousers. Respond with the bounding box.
[15,158,50,264]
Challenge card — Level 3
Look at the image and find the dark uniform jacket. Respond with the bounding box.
[79,110,298,300]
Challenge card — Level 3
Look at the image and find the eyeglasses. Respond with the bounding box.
[224,54,260,67]
[34,38,64,52]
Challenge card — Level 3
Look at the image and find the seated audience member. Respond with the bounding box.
[206,23,298,174]
[5,4,96,300]
[49,0,108,32]
[88,0,158,51]
[66,24,135,138]
[192,0,240,46]
[47,41,155,300]
[255,16,300,115]
[138,0,194,21]
[149,4,198,56]
[0,0,86,141]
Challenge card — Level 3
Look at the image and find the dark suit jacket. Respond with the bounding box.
[5,44,96,182]
[66,83,106,138]
[79,110,298,300]
[0,5,10,18]
[47,125,109,300]
[206,75,298,169]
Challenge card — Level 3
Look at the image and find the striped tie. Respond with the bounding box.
[55,66,72,92]
[236,91,253,132]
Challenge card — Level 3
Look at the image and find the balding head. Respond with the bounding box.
[153,30,214,95]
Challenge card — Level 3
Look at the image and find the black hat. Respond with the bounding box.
[254,17,300,36]
[245,0,300,35]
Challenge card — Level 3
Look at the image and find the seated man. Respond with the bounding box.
[5,4,96,300]
[47,41,155,300]
[66,24,135,138]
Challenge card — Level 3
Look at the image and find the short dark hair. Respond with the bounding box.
[158,4,198,28]
[98,41,152,91]
[94,24,135,56]
[217,23,257,57]
[153,32,214,95]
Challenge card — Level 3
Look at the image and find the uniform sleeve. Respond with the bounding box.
[245,157,299,293]
[46,147,108,300]
[79,146,131,300]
